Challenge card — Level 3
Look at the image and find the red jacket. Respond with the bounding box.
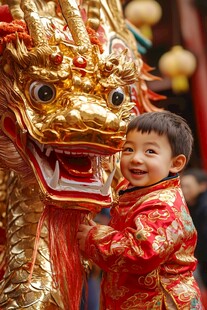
[85,176,203,309]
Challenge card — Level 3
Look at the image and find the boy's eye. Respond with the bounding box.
[146,149,155,154]
[122,147,133,152]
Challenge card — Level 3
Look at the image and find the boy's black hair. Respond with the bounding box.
[127,111,194,164]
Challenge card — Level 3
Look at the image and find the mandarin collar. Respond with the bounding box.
[119,173,179,196]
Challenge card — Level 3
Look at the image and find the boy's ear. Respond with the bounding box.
[170,154,186,173]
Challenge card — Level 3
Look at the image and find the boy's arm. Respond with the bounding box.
[81,222,162,274]
[77,203,196,275]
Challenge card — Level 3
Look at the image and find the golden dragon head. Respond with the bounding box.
[0,0,143,211]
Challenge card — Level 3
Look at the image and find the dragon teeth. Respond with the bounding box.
[45,147,53,157]
[49,160,60,189]
[100,167,116,195]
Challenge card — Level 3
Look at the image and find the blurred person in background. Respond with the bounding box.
[181,168,207,308]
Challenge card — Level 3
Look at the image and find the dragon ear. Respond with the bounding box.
[0,5,13,22]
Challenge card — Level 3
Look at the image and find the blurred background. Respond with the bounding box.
[124,0,207,170]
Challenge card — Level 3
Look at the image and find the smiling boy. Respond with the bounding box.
[77,111,203,309]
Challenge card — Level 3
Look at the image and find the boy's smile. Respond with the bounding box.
[120,129,178,187]
[129,169,146,175]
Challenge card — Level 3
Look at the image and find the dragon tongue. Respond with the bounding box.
[56,153,92,177]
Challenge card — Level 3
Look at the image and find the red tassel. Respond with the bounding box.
[29,206,88,309]
[46,206,87,310]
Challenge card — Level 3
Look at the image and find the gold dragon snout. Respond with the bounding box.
[22,78,134,149]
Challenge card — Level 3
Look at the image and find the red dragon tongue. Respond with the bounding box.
[56,153,93,178]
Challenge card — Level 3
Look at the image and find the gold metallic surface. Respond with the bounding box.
[0,169,8,229]
[86,0,101,31]
[0,0,160,308]
[58,0,91,49]
[0,174,63,309]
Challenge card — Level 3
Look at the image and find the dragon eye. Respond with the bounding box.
[108,87,125,107]
[29,82,56,103]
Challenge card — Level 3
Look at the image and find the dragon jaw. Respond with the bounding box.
[1,112,119,211]
[27,138,118,207]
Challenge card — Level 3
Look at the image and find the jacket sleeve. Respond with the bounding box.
[84,201,193,274]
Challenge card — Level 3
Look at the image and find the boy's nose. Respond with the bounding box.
[131,153,143,163]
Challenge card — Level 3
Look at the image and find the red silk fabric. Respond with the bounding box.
[85,176,203,309]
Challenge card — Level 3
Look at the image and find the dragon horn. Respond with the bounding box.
[58,0,92,51]
[20,0,49,47]
[86,0,101,31]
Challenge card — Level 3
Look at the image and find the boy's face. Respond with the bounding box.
[120,129,179,187]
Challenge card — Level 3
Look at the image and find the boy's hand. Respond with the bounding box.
[77,220,96,252]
